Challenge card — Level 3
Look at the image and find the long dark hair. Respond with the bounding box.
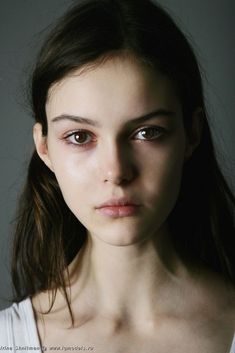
[12,0,235,317]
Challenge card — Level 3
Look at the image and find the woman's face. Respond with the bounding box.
[38,56,190,246]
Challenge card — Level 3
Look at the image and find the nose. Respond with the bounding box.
[99,141,137,186]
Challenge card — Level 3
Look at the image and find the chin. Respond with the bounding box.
[96,235,143,247]
[90,222,150,247]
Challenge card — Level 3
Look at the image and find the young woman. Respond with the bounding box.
[0,0,234,352]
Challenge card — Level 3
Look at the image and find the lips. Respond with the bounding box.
[95,197,141,217]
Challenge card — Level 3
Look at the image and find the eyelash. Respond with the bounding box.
[65,130,96,146]
[63,126,167,147]
[132,126,166,141]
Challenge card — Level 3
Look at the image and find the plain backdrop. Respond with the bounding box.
[0,0,234,310]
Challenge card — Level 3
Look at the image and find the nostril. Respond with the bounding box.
[100,143,138,185]
[103,164,137,185]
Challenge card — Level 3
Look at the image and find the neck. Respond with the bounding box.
[68,224,188,322]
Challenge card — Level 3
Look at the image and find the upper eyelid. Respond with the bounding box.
[64,130,95,146]
[133,124,165,132]
[130,125,166,137]
[62,125,166,139]
[64,129,94,137]
[62,130,95,145]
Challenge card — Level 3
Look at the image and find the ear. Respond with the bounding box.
[184,108,204,161]
[33,123,54,172]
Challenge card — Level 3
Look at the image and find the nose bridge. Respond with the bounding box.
[99,136,135,184]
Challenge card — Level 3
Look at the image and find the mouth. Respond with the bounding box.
[95,197,142,218]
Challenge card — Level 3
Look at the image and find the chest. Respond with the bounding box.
[38,316,234,353]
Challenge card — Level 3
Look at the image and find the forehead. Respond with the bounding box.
[46,56,181,122]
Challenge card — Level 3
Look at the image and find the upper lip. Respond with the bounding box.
[95,197,141,208]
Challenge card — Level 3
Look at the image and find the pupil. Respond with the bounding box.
[75,132,87,143]
[142,128,154,138]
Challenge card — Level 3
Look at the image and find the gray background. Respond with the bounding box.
[0,0,234,310]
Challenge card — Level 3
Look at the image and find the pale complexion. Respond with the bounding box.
[33,56,234,353]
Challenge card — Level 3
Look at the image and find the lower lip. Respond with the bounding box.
[96,205,140,217]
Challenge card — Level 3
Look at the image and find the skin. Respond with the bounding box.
[33,56,234,353]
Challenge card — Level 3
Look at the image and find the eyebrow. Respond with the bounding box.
[51,109,176,127]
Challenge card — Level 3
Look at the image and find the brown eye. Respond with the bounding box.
[133,127,165,140]
[74,131,90,144]
[66,130,93,145]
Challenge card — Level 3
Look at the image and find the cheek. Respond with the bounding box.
[51,155,93,224]
[142,137,186,207]
[57,163,91,198]
[48,145,93,204]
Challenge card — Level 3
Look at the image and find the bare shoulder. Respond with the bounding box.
[185,267,235,323]
[166,268,235,352]
[32,288,71,323]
